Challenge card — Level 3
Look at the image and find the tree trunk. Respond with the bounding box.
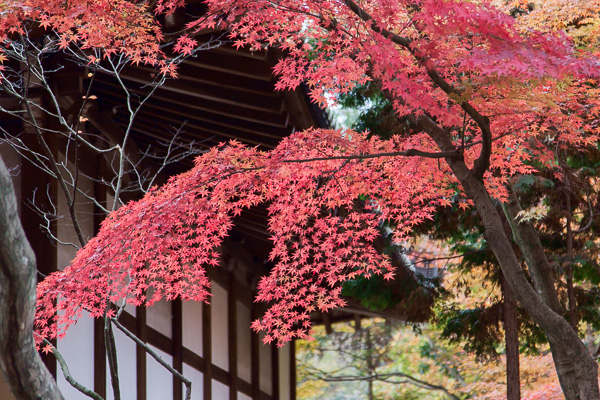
[0,156,64,400]
[457,165,598,400]
[366,328,374,400]
[501,187,564,314]
[502,274,521,400]
[420,117,599,399]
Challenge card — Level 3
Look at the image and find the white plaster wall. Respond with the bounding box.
[146,345,173,400]
[236,301,252,383]
[124,303,136,317]
[211,282,228,371]
[279,343,292,400]
[259,332,272,395]
[238,392,252,400]
[182,363,203,400]
[182,300,203,356]
[212,379,229,399]
[106,325,137,400]
[147,299,172,338]
[56,312,95,399]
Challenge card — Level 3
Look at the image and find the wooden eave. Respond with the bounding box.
[86,45,326,264]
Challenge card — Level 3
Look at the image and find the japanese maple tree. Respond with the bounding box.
[25,0,600,399]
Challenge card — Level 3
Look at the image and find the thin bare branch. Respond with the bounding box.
[42,339,104,400]
[111,317,192,400]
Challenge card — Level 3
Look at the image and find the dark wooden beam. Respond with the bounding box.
[290,343,296,400]
[92,79,290,128]
[136,308,147,400]
[93,154,107,398]
[116,70,283,113]
[237,377,252,398]
[188,51,273,81]
[119,108,283,145]
[213,46,269,62]
[251,303,260,400]
[117,115,278,154]
[181,348,205,373]
[130,99,290,140]
[228,273,238,400]
[172,300,183,400]
[203,297,212,399]
[271,344,279,400]
[135,63,275,95]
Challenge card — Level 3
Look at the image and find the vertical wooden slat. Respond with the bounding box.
[93,318,107,398]
[322,313,333,335]
[269,344,279,400]
[290,342,296,400]
[251,303,260,400]
[228,273,238,400]
[137,307,147,400]
[271,343,279,400]
[354,314,362,331]
[203,299,212,399]
[173,300,183,400]
[93,154,107,398]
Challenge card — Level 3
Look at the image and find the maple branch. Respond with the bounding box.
[342,0,492,180]
[29,187,80,249]
[135,121,209,194]
[573,205,594,233]
[411,114,457,155]
[42,339,103,400]
[105,313,122,400]
[283,149,460,163]
[177,147,457,201]
[111,318,192,400]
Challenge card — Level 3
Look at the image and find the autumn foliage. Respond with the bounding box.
[28,0,600,355]
[0,0,185,74]
[36,130,455,344]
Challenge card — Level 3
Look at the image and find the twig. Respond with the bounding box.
[42,339,104,400]
[111,317,192,400]
[105,312,121,400]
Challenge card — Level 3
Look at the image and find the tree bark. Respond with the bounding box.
[0,156,64,400]
[501,187,564,314]
[420,115,599,400]
[502,274,521,400]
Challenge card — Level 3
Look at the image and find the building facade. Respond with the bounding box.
[0,40,324,399]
